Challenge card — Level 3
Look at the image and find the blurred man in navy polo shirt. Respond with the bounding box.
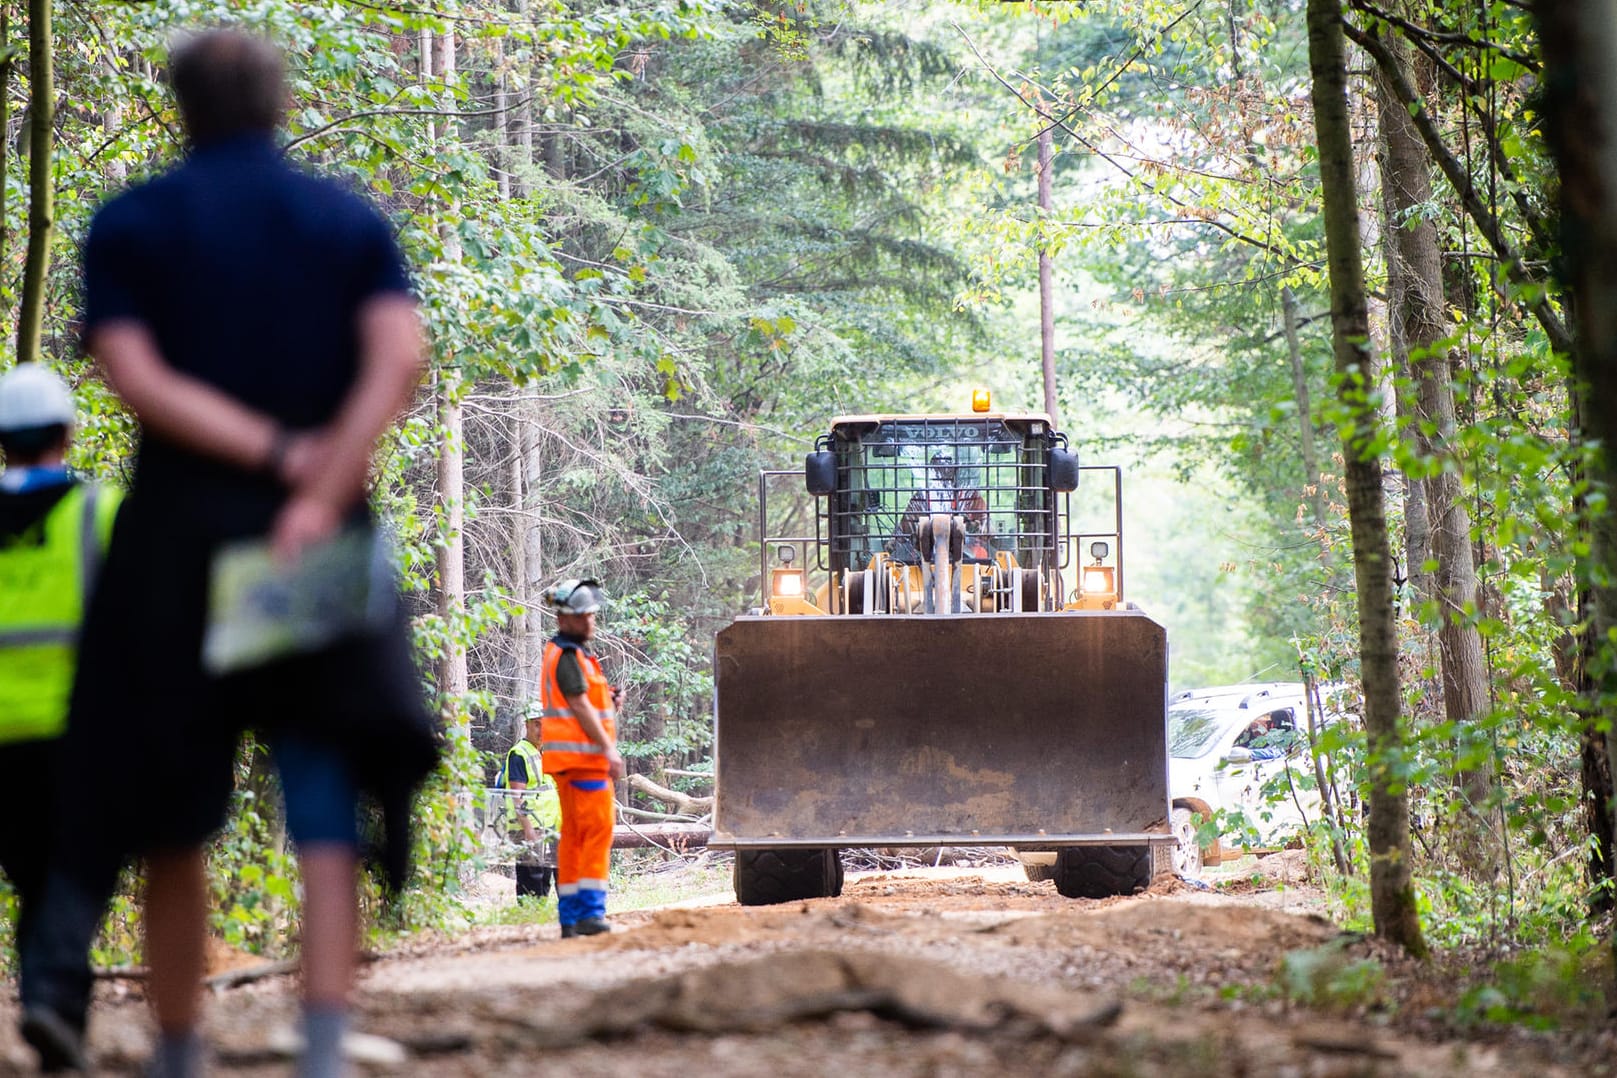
[18,30,434,1078]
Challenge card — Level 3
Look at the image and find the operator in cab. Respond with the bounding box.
[899,452,990,560]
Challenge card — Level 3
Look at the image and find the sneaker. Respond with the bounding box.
[559,923,578,939]
[571,916,610,936]
[20,1005,88,1073]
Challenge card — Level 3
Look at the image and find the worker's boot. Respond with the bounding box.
[571,916,610,936]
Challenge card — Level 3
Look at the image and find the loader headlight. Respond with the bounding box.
[1082,567,1115,596]
[771,568,804,597]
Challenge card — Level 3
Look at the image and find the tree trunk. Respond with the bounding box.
[514,0,534,199]
[1306,0,1426,957]
[426,27,469,713]
[1538,1,1617,926]
[518,402,545,690]
[1346,23,1571,359]
[1282,286,1329,531]
[494,36,511,201]
[1374,37,1497,876]
[16,0,52,364]
[1037,124,1057,425]
[102,47,125,185]
[508,402,529,710]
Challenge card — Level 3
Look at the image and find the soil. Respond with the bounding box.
[2,859,1613,1076]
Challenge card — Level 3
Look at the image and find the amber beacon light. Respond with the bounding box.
[971,388,992,413]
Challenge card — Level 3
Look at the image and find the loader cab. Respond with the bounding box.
[761,399,1119,614]
[819,414,1065,574]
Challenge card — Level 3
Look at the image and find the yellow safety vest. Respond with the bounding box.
[0,484,120,745]
[499,739,560,833]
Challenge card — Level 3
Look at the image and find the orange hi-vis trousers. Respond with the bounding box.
[554,773,614,925]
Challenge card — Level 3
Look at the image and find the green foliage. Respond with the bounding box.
[1454,937,1610,1030]
[1278,938,1387,1011]
[208,781,298,956]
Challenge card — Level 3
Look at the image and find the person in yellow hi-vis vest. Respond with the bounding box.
[0,364,120,1067]
[536,578,624,937]
[498,706,561,893]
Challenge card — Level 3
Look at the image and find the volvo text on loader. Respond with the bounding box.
[709,395,1174,904]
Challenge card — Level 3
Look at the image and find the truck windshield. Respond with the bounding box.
[1168,706,1228,759]
[833,418,1052,569]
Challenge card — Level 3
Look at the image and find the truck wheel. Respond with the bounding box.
[1052,846,1152,899]
[1170,807,1204,877]
[734,848,844,906]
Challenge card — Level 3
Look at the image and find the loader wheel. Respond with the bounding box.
[1021,859,1056,883]
[1020,568,1042,612]
[733,848,844,906]
[847,573,887,614]
[1052,845,1152,899]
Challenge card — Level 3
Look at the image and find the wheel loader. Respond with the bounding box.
[710,396,1173,904]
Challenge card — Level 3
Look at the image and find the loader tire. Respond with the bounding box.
[1020,568,1042,612]
[1052,845,1152,899]
[1021,859,1056,883]
[734,848,844,906]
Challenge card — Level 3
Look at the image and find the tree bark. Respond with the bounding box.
[102,46,125,185]
[1307,0,1426,957]
[1538,1,1617,925]
[1037,124,1057,425]
[427,27,470,712]
[1374,36,1496,875]
[494,36,511,201]
[514,0,534,199]
[16,0,52,364]
[518,402,545,690]
[1282,286,1329,531]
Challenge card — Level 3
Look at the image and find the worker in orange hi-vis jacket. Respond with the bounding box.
[534,578,624,937]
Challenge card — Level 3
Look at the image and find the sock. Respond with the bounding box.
[297,1004,349,1078]
[148,1029,203,1078]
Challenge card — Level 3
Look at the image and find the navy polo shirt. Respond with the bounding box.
[82,133,412,532]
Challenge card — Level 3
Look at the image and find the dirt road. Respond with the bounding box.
[1,859,1606,1076]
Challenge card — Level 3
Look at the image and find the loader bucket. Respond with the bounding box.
[711,611,1169,848]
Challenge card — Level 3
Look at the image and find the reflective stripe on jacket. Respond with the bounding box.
[537,637,616,776]
[0,484,120,744]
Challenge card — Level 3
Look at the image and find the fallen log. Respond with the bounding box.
[626,773,714,817]
[612,822,711,850]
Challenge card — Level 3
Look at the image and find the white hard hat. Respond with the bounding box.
[0,364,75,432]
[544,578,603,615]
